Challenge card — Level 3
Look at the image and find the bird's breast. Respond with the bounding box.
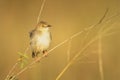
[37,32,51,46]
[31,32,51,50]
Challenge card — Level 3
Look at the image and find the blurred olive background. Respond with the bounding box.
[0,0,120,80]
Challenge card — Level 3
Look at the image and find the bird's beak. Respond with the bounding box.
[47,25,52,27]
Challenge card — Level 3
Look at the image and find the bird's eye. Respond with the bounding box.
[42,24,48,27]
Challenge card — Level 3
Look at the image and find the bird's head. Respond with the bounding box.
[36,21,51,32]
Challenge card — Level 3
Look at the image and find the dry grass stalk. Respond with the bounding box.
[56,13,120,80]
[55,9,119,80]
[37,0,46,23]
[3,2,120,79]
[98,34,104,80]
[67,40,72,62]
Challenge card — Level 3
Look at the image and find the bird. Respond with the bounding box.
[29,21,52,58]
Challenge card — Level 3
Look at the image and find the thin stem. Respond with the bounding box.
[15,39,68,77]
[67,40,72,62]
[5,62,18,80]
[56,35,99,80]
[37,0,46,23]
[55,23,115,80]
[14,31,82,77]
[24,46,30,54]
[98,8,109,24]
[4,0,47,79]
[5,45,29,80]
[98,34,104,80]
[55,8,110,80]
[13,23,95,77]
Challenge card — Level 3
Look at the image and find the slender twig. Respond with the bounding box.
[5,62,18,80]
[14,32,83,77]
[5,46,31,80]
[97,9,109,80]
[97,21,118,80]
[55,8,119,80]
[98,8,109,24]
[56,33,99,80]
[55,8,109,80]
[98,34,104,80]
[37,0,46,23]
[5,45,30,80]
[12,19,103,77]
[55,22,116,80]
[67,40,72,62]
[24,46,30,54]
[4,0,47,79]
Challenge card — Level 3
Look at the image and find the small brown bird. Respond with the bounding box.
[29,21,52,58]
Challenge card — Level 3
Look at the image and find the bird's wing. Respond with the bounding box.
[50,32,52,40]
[29,30,35,38]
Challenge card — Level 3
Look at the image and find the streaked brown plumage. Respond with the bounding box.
[29,21,52,58]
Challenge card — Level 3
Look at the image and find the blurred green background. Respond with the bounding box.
[0,0,120,80]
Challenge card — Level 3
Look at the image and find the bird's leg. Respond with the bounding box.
[32,51,40,62]
[43,50,48,57]
[32,52,36,58]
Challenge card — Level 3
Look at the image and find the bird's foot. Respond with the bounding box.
[43,50,48,57]
[33,56,40,62]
